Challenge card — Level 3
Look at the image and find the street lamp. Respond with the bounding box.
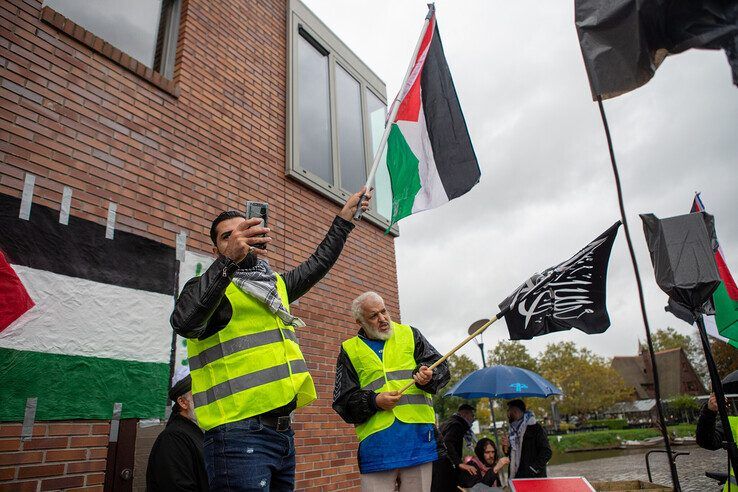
[467,319,500,449]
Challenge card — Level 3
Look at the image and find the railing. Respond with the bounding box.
[645,450,690,483]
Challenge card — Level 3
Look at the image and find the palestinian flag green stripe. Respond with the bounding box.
[0,348,169,421]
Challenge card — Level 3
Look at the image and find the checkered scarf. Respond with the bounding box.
[231,259,305,327]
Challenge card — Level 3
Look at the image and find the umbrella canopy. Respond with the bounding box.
[445,365,562,399]
[722,369,738,394]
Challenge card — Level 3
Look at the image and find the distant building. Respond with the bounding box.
[611,347,706,400]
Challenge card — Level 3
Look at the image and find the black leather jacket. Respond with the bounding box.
[171,216,354,340]
[170,216,354,416]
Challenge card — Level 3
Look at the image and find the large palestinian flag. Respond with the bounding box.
[386,6,480,226]
[0,193,176,420]
[691,194,738,343]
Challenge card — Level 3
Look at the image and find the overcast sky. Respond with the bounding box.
[303,0,738,365]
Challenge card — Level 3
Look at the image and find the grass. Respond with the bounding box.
[549,424,696,452]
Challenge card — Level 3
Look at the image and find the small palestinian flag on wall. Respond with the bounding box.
[0,193,176,421]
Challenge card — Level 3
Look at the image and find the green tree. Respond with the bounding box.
[432,354,478,422]
[538,342,632,416]
[708,337,738,380]
[666,394,699,423]
[487,340,538,371]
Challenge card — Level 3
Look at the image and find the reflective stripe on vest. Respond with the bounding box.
[723,416,738,492]
[187,274,316,431]
[342,322,435,442]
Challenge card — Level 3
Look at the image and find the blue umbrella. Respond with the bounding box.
[445,365,562,399]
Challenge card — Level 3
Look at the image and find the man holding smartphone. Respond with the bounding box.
[171,188,370,491]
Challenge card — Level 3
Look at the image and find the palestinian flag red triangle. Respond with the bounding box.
[0,251,34,332]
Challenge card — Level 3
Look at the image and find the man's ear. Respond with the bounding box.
[177,395,189,410]
[212,245,219,257]
[355,317,362,327]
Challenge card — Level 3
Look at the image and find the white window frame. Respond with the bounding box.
[287,0,397,234]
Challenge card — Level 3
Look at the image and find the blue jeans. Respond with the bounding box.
[203,418,296,491]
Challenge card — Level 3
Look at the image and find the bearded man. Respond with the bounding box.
[332,291,450,492]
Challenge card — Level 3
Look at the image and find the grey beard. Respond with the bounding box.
[364,324,393,341]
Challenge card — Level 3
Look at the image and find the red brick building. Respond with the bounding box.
[1,0,397,489]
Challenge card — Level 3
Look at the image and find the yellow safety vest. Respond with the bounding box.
[723,416,738,492]
[187,274,316,431]
[342,322,435,441]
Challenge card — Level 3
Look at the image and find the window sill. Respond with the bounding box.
[39,6,179,98]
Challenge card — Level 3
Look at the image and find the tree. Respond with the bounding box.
[487,339,538,371]
[432,354,478,422]
[666,394,699,423]
[538,342,633,416]
[709,337,738,380]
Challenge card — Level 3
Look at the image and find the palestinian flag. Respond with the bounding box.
[0,193,176,421]
[691,194,738,342]
[386,5,480,226]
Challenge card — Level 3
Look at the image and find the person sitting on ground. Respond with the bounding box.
[458,437,510,489]
[500,399,551,479]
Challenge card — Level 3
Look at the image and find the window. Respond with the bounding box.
[288,0,394,231]
[43,0,181,79]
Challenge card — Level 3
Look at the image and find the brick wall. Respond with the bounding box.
[1,0,398,489]
[0,421,108,491]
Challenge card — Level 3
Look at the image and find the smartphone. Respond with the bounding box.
[245,201,269,249]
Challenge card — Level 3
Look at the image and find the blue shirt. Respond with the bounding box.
[358,338,438,473]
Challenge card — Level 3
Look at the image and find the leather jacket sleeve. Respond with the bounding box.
[411,326,450,394]
[170,215,354,340]
[283,216,355,302]
[696,402,724,451]
[170,255,240,339]
[332,347,378,424]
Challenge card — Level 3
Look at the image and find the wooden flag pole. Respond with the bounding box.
[397,313,500,395]
[353,4,435,220]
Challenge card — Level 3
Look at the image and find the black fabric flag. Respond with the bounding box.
[640,212,721,312]
[575,0,738,100]
[500,222,621,340]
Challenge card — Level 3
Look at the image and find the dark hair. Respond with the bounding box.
[458,403,475,413]
[210,210,247,245]
[507,399,526,412]
[475,438,498,467]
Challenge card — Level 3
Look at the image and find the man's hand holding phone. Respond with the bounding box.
[223,218,271,263]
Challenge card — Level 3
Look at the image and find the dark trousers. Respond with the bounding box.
[204,418,295,491]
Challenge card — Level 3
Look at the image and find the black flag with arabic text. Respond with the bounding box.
[500,222,621,340]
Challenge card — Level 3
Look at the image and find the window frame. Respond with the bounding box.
[287,0,397,234]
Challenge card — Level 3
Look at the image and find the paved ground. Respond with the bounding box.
[549,445,728,491]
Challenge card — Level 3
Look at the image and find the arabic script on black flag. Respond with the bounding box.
[500,222,621,340]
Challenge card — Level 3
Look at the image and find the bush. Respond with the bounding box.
[587,418,627,430]
[558,422,574,432]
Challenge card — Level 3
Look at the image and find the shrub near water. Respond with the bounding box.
[587,418,627,430]
[549,424,696,452]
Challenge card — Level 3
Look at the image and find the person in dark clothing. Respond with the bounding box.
[458,438,510,489]
[697,393,730,450]
[500,399,551,479]
[431,403,477,491]
[147,371,208,491]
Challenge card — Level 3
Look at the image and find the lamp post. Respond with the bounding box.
[468,319,500,449]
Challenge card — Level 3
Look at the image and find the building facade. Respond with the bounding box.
[0,0,397,489]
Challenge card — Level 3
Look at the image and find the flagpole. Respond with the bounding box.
[695,312,738,491]
[353,4,435,220]
[396,269,559,395]
[595,95,682,491]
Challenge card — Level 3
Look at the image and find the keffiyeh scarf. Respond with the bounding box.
[231,258,305,327]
